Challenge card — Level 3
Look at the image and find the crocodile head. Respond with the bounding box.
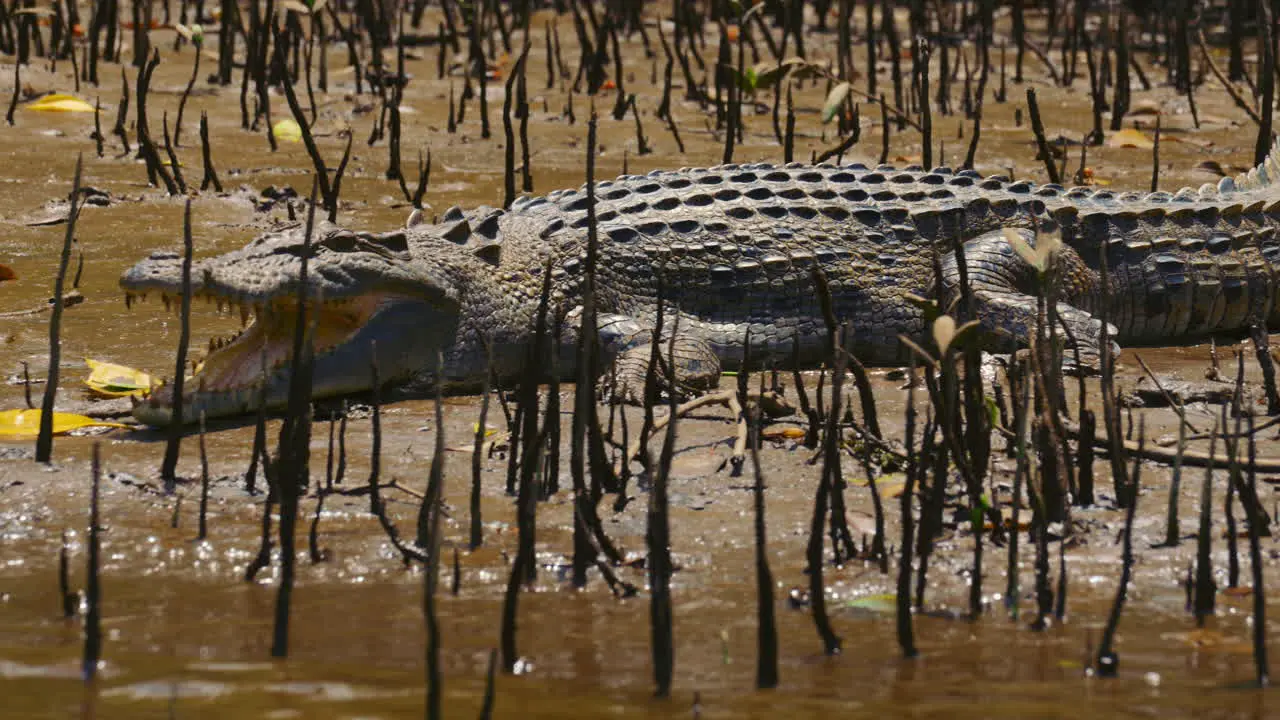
[120,220,467,425]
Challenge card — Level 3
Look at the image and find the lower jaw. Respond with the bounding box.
[132,383,283,426]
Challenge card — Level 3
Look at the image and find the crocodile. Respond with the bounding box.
[120,142,1280,425]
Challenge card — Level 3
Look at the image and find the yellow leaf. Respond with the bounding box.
[470,422,498,437]
[0,409,128,438]
[273,119,303,143]
[852,472,907,498]
[84,358,154,398]
[761,426,807,440]
[26,93,97,113]
[1107,128,1154,149]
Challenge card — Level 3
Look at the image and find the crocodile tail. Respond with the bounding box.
[1222,136,1280,193]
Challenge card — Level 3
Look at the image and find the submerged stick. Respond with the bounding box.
[470,353,492,550]
[1195,424,1219,626]
[270,180,320,659]
[36,154,82,464]
[649,323,679,698]
[897,359,919,657]
[479,648,497,719]
[748,382,779,687]
[82,443,102,682]
[196,412,209,541]
[58,529,75,618]
[160,198,195,491]
[1246,417,1270,687]
[1158,420,1187,547]
[1096,420,1143,677]
[422,356,446,720]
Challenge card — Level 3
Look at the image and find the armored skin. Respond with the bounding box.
[121,145,1280,424]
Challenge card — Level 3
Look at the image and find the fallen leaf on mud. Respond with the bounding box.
[83,358,154,398]
[1221,586,1253,598]
[1107,128,1154,149]
[1162,629,1253,654]
[852,472,906,498]
[273,119,303,142]
[844,594,897,615]
[0,264,15,281]
[761,426,806,440]
[0,409,128,438]
[25,93,96,113]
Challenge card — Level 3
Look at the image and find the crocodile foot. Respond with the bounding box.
[601,334,722,405]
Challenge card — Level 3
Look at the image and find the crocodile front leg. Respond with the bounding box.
[554,310,722,402]
[943,228,1114,366]
[604,333,722,403]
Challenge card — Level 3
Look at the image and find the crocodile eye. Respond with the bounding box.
[315,232,357,253]
[366,232,409,253]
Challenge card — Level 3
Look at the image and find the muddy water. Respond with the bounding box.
[3,5,1280,718]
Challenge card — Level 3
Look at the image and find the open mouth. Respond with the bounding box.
[125,289,391,424]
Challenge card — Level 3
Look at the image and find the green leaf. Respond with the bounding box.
[845,593,897,615]
[731,66,758,94]
[822,81,851,124]
[750,63,788,91]
[984,395,1000,428]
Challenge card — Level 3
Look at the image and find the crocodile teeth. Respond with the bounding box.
[239,304,250,326]
[124,293,134,310]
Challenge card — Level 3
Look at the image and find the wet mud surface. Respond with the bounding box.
[4,3,1280,718]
